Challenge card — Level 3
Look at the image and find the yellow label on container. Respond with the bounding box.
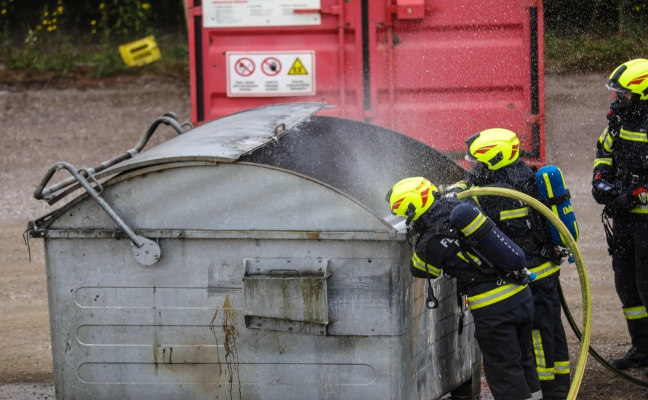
[119,35,161,67]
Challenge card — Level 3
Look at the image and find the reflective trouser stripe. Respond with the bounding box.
[532,329,555,381]
[467,283,526,310]
[531,390,544,400]
[411,253,441,277]
[623,305,648,320]
[554,360,571,375]
[528,261,560,281]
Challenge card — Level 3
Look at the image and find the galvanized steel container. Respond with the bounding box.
[29,103,480,400]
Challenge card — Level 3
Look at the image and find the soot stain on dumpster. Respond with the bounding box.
[211,294,241,399]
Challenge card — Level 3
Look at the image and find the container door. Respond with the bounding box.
[188,0,364,123]
[188,0,544,165]
[366,0,545,164]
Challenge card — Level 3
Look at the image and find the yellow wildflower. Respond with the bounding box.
[91,29,97,34]
[90,20,96,26]
[99,3,105,10]
[58,6,63,13]
[44,11,49,17]
[1,9,5,15]
[37,25,42,30]
[142,2,151,10]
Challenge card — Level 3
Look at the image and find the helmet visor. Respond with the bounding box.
[608,88,634,110]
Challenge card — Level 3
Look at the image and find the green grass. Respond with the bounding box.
[544,32,648,73]
[1,30,188,81]
[1,30,645,81]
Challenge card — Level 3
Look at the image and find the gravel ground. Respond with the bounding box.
[1,73,648,399]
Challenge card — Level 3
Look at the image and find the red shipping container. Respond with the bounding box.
[188,0,545,164]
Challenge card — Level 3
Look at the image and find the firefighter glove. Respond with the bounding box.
[633,185,648,205]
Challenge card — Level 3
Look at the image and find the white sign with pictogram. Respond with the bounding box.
[226,51,315,97]
[204,0,321,28]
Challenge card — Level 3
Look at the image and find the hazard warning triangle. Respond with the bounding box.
[288,58,308,75]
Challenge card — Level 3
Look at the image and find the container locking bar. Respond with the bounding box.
[33,161,161,266]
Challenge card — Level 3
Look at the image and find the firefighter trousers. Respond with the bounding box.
[530,274,570,400]
[612,218,648,350]
[473,297,542,400]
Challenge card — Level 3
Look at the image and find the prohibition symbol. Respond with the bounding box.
[235,58,255,76]
[261,57,282,76]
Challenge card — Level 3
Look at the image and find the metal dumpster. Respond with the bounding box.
[29,103,480,400]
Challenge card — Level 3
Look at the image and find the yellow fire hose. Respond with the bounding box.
[457,187,591,400]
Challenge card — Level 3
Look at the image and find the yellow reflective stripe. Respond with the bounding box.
[554,361,571,375]
[528,261,560,280]
[411,253,441,277]
[467,283,526,310]
[630,204,648,214]
[543,173,554,197]
[620,129,648,142]
[537,368,555,380]
[532,329,546,368]
[599,129,615,152]
[461,212,486,237]
[623,305,648,320]
[456,251,481,265]
[594,157,613,168]
[500,207,529,220]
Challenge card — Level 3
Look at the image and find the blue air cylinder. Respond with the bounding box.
[449,203,527,272]
[535,165,580,246]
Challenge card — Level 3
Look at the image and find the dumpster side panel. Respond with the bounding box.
[44,237,411,399]
[42,234,474,399]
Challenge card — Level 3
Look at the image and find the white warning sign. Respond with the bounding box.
[204,0,321,28]
[226,51,315,97]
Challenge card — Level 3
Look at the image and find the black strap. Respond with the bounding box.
[541,190,571,206]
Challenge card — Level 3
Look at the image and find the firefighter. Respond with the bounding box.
[448,128,571,399]
[387,177,543,400]
[591,58,648,372]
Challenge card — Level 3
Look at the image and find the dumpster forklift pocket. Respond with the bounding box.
[243,258,330,335]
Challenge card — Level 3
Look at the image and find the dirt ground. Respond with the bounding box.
[1,74,647,399]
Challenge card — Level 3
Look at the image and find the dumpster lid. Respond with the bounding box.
[101,102,327,176]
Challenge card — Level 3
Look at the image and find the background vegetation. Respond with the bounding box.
[1,0,648,81]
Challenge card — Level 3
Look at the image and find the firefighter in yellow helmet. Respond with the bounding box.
[448,128,571,400]
[592,59,648,372]
[387,177,542,400]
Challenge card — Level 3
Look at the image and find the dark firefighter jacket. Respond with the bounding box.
[593,108,648,220]
[455,159,560,281]
[409,196,531,317]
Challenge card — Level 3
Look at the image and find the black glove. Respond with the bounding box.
[610,184,648,210]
